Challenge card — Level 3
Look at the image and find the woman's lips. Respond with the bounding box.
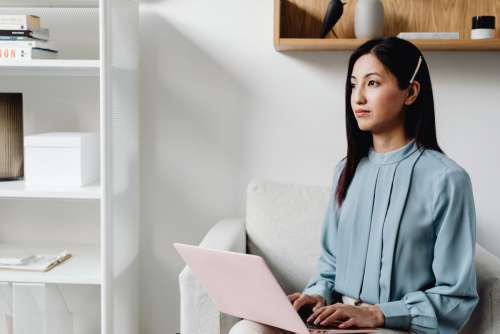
[354,109,370,117]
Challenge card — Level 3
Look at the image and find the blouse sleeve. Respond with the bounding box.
[302,159,345,305]
[378,169,479,333]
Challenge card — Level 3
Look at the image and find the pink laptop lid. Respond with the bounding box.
[174,243,380,334]
[173,242,310,334]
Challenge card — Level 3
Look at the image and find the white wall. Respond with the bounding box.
[139,0,500,332]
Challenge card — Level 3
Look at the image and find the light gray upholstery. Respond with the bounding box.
[460,244,500,334]
[179,179,500,334]
[245,178,331,294]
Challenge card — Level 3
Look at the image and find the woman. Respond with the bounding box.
[230,37,478,334]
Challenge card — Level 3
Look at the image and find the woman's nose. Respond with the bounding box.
[353,86,367,105]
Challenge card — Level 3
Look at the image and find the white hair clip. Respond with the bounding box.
[409,56,422,84]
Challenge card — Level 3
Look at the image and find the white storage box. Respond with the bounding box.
[24,133,99,187]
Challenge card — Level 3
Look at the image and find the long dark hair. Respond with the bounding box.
[336,37,443,207]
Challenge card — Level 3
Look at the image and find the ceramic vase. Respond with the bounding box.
[354,0,385,39]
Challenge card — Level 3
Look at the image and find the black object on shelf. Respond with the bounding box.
[472,15,495,29]
[320,0,346,38]
[0,93,23,180]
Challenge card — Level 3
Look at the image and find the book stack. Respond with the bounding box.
[0,14,58,60]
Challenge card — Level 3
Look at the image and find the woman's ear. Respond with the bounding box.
[404,81,420,106]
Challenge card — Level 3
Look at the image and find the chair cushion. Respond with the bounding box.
[245,178,330,293]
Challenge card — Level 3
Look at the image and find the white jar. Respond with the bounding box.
[471,16,496,40]
[471,28,495,39]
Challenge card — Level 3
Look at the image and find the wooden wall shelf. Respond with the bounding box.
[274,0,500,51]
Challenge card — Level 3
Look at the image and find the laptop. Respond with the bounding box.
[173,243,379,334]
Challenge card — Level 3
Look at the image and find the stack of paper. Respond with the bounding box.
[0,250,71,272]
[397,32,460,40]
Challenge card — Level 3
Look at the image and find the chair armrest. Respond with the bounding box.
[199,218,246,252]
[461,244,500,334]
[179,218,246,334]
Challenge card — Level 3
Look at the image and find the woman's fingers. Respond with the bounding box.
[289,293,324,312]
[313,299,324,311]
[320,309,348,325]
[314,307,338,325]
[307,303,339,323]
[307,305,327,323]
[287,292,301,303]
[292,295,310,311]
[306,305,322,322]
[338,317,355,328]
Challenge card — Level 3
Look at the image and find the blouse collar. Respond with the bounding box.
[368,138,418,165]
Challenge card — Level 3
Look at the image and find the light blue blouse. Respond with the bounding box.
[302,139,479,334]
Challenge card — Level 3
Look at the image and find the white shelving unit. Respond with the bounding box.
[0,181,100,199]
[0,1,99,8]
[0,59,100,76]
[0,0,139,333]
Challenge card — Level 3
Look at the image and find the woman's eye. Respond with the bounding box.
[351,81,378,89]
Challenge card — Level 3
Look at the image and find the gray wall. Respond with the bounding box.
[139,0,500,332]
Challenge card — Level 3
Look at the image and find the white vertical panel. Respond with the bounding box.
[101,0,139,332]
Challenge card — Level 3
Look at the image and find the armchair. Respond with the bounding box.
[179,179,500,334]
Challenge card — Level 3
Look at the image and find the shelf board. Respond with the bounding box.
[0,180,100,199]
[275,38,500,51]
[0,0,98,8]
[0,243,100,285]
[0,59,100,76]
[275,0,500,52]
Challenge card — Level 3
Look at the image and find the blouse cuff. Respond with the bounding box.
[377,300,411,329]
[302,282,333,305]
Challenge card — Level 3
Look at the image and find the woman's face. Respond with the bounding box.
[350,53,411,134]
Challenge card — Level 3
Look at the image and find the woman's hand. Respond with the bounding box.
[287,292,325,311]
[306,303,385,329]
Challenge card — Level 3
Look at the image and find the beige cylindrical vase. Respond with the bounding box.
[0,93,23,180]
[354,0,385,39]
